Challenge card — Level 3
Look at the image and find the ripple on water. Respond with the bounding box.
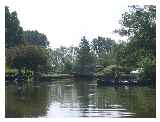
[64,84,73,87]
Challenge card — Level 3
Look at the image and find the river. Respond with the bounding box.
[6,78,156,118]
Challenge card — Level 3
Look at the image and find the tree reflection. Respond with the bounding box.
[6,83,50,117]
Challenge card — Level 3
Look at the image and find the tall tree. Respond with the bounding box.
[91,37,115,57]
[91,36,115,66]
[115,5,156,58]
[5,6,23,48]
[114,5,156,82]
[73,36,96,76]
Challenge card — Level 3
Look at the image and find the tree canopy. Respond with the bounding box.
[6,45,49,73]
[115,5,156,58]
[47,46,78,73]
[73,36,96,76]
[114,5,156,82]
[91,36,115,66]
[23,30,49,48]
[5,6,51,76]
[5,6,23,48]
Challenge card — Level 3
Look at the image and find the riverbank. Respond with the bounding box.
[5,72,73,83]
[6,71,154,87]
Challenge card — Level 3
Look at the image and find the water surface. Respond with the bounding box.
[6,79,156,118]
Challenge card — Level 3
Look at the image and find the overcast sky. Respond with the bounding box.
[4,0,156,48]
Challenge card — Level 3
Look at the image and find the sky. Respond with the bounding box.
[4,0,156,48]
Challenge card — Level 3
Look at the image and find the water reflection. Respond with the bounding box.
[6,79,156,118]
[6,83,50,117]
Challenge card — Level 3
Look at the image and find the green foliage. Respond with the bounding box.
[111,42,127,66]
[91,37,115,57]
[91,36,115,65]
[137,56,156,83]
[5,6,23,48]
[113,5,156,83]
[6,66,33,81]
[48,46,78,73]
[73,36,96,76]
[115,5,156,58]
[101,54,116,67]
[115,5,155,38]
[63,61,73,74]
[6,45,49,73]
[5,66,18,76]
[5,7,51,76]
[23,30,49,48]
[96,65,126,79]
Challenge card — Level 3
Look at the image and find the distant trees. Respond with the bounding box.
[5,6,23,48]
[91,36,115,66]
[91,37,115,57]
[48,46,78,73]
[48,36,117,76]
[23,30,49,48]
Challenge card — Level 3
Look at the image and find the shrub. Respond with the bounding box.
[138,56,156,84]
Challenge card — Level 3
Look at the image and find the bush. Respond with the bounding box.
[6,45,50,76]
[138,56,156,84]
[96,65,125,77]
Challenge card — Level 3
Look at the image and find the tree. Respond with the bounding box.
[63,60,73,74]
[6,45,49,75]
[115,5,156,82]
[137,56,156,84]
[115,5,156,57]
[91,36,115,66]
[23,30,49,48]
[73,36,96,76]
[91,37,115,57]
[5,6,23,48]
[47,46,78,73]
